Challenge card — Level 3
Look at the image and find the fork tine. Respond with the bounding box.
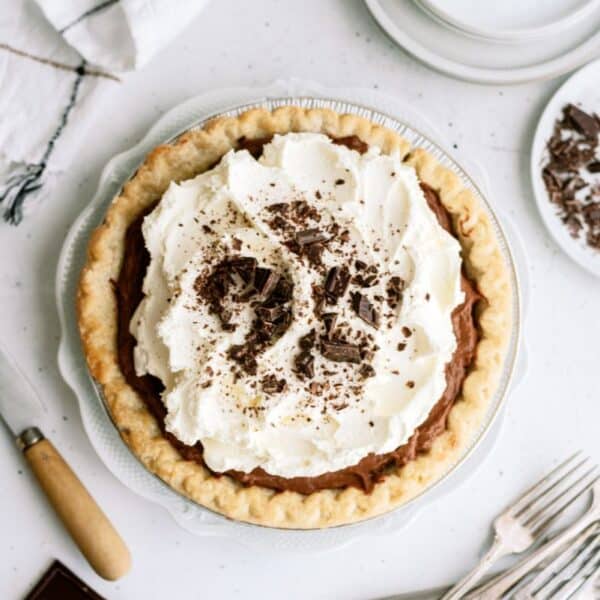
[513,525,600,599]
[510,453,584,515]
[572,561,600,599]
[538,535,600,600]
[526,470,599,536]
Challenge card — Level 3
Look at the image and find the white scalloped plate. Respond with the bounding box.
[416,0,598,44]
[56,81,524,553]
[366,0,600,84]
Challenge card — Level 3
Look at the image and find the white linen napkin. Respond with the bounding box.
[0,0,209,224]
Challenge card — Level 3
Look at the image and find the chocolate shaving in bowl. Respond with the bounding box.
[541,103,600,251]
[566,104,600,138]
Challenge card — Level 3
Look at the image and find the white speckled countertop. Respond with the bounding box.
[1,1,599,598]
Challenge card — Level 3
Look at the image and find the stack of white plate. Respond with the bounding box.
[365,0,600,84]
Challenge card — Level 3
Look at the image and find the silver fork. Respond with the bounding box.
[513,526,600,599]
[441,453,599,600]
[473,480,600,599]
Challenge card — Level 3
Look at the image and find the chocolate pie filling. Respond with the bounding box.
[114,136,481,494]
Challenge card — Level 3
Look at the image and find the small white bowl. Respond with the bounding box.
[531,59,600,278]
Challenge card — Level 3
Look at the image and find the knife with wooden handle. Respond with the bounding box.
[0,346,131,581]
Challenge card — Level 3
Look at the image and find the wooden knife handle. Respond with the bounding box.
[24,436,131,581]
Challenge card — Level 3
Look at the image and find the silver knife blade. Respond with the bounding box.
[0,344,46,437]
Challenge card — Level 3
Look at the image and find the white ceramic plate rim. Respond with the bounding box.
[415,0,599,43]
[531,59,600,278]
[55,81,524,551]
[365,0,600,84]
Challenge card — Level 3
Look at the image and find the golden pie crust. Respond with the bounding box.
[78,106,512,529]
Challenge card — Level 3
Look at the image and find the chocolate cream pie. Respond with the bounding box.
[78,107,512,528]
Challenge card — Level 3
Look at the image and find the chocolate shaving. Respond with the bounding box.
[261,374,287,394]
[322,312,338,339]
[324,266,350,302]
[269,277,293,303]
[351,292,379,329]
[228,256,256,283]
[227,343,258,375]
[360,345,374,361]
[294,350,315,379]
[299,329,317,350]
[256,304,285,322]
[195,257,293,375]
[305,242,325,266]
[566,104,600,138]
[309,381,324,395]
[386,276,405,309]
[359,364,376,379]
[195,262,236,330]
[295,228,329,246]
[312,284,326,315]
[353,273,378,288]
[320,340,361,363]
[268,215,289,232]
[254,268,280,298]
[266,202,289,215]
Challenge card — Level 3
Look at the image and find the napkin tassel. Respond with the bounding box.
[1,60,86,225]
[0,163,46,225]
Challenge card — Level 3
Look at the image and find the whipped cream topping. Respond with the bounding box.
[131,133,465,478]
